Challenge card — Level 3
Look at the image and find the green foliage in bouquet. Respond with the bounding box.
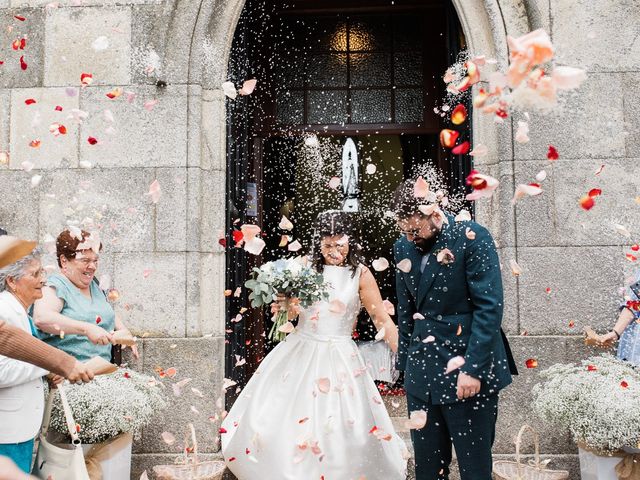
[245,259,329,341]
[49,369,167,444]
[245,259,328,308]
[533,354,640,454]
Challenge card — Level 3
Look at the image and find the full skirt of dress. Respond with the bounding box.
[221,331,408,480]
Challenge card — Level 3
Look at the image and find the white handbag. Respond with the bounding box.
[32,384,90,480]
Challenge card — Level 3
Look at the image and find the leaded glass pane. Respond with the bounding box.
[349,16,390,52]
[308,18,348,51]
[394,52,423,86]
[307,53,348,87]
[308,90,348,124]
[350,53,391,87]
[276,91,304,124]
[393,15,422,51]
[351,90,392,123]
[395,89,423,123]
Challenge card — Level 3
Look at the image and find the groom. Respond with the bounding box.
[390,179,517,480]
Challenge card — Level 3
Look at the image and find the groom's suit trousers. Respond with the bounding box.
[408,392,499,480]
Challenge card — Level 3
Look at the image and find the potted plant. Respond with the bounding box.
[48,368,167,480]
[533,355,640,480]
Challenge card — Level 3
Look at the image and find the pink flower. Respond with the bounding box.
[436,248,455,265]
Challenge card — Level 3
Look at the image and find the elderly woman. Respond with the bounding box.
[0,249,62,473]
[33,229,137,362]
[597,270,640,365]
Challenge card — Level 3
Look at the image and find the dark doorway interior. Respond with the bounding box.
[225,0,470,403]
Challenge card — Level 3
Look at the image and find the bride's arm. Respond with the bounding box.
[359,266,399,353]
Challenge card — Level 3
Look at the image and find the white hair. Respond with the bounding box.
[0,248,43,292]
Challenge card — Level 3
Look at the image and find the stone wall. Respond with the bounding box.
[0,0,638,477]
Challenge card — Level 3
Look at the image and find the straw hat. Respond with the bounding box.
[0,236,37,269]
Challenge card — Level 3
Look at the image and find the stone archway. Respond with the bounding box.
[140,0,585,475]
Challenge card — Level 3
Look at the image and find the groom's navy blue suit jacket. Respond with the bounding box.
[394,213,516,405]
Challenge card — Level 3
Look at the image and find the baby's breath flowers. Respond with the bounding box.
[49,369,167,444]
[533,355,640,454]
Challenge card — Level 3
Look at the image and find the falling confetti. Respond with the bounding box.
[147,180,161,203]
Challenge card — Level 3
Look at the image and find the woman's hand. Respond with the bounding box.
[115,329,140,359]
[596,331,618,348]
[0,456,35,480]
[84,324,113,345]
[46,372,65,387]
[271,294,300,320]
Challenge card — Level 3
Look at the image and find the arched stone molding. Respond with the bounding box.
[153,0,542,327]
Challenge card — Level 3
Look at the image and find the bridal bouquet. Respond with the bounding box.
[245,258,329,342]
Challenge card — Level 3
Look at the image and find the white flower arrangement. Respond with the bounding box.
[533,354,640,454]
[49,369,167,444]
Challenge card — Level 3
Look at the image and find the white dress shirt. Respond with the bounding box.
[0,290,48,443]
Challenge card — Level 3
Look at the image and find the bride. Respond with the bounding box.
[221,210,408,479]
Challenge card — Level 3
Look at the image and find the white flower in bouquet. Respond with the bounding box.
[533,354,640,454]
[48,369,167,444]
[245,258,329,342]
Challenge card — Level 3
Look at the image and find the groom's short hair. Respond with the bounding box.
[390,179,434,220]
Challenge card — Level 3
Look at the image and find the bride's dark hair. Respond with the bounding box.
[311,210,364,277]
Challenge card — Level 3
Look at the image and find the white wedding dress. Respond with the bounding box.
[221,265,408,480]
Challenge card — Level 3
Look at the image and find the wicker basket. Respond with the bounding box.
[493,425,570,480]
[153,424,226,480]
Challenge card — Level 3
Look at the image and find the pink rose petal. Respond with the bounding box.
[445,356,465,374]
[413,176,430,198]
[316,377,330,394]
[396,258,412,273]
[147,179,161,203]
[404,410,427,429]
[372,257,389,272]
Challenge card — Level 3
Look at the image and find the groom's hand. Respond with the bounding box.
[456,372,481,400]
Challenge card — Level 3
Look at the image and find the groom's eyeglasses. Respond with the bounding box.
[398,228,421,237]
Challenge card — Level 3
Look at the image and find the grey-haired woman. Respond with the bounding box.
[0,250,63,473]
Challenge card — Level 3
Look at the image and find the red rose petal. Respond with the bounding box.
[588,188,602,198]
[25,98,36,105]
[232,230,244,246]
[451,104,467,125]
[95,316,102,324]
[14,15,26,21]
[621,380,629,389]
[19,55,27,71]
[80,72,93,86]
[547,145,559,161]
[525,358,538,369]
[54,105,63,111]
[439,129,460,149]
[579,195,595,211]
[451,141,470,155]
[587,365,597,371]
[631,245,639,252]
[87,136,98,145]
